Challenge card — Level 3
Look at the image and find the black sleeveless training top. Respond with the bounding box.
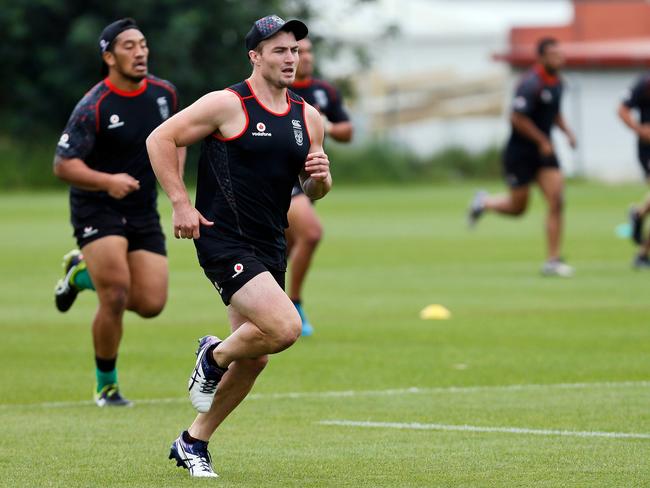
[194,80,311,270]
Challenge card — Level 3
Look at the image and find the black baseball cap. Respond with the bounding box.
[245,14,308,51]
[99,18,141,76]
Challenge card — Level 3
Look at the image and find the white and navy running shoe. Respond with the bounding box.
[169,432,218,478]
[188,336,227,413]
[541,259,574,278]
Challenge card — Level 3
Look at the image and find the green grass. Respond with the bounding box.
[1,182,649,487]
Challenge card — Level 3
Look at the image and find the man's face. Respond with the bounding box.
[296,38,314,80]
[541,43,564,73]
[253,31,299,88]
[105,28,148,82]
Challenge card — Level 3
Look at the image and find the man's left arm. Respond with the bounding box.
[300,104,332,201]
[322,86,353,143]
[555,114,577,148]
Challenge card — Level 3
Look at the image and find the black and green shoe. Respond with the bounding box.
[54,250,84,312]
[94,384,133,407]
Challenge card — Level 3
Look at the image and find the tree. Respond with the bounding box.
[0,0,312,135]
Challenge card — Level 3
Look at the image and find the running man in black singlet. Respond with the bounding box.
[618,72,650,268]
[467,37,577,277]
[147,15,331,478]
[288,37,353,336]
[52,18,184,407]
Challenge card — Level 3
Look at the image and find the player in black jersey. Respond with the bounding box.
[52,18,183,407]
[468,37,577,277]
[287,37,353,336]
[619,72,650,268]
[147,15,331,478]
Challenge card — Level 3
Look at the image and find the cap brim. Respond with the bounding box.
[280,19,308,42]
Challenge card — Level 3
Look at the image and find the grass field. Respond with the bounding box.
[1,182,649,487]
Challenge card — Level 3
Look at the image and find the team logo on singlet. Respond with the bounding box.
[541,89,553,103]
[57,133,70,149]
[156,96,170,120]
[232,263,244,278]
[108,114,125,129]
[252,122,272,137]
[291,119,303,146]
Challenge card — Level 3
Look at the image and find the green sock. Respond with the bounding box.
[96,368,118,393]
[72,267,95,291]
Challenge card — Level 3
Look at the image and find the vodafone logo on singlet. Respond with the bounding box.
[252,121,272,137]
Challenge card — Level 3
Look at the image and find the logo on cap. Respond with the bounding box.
[256,15,284,36]
[99,39,110,52]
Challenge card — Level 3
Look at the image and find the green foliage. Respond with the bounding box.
[0,0,312,135]
[0,135,502,189]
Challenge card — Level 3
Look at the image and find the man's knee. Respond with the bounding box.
[548,193,564,214]
[269,313,301,351]
[133,299,166,318]
[99,284,129,314]
[511,201,528,216]
[304,223,323,247]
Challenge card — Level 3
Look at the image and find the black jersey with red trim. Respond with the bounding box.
[290,78,349,123]
[507,65,563,150]
[194,80,311,270]
[55,75,179,214]
[623,71,650,148]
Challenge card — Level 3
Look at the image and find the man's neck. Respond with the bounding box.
[247,74,289,113]
[107,71,146,93]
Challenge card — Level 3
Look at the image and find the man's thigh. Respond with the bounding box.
[287,194,320,235]
[229,272,298,334]
[127,250,168,304]
[82,236,130,290]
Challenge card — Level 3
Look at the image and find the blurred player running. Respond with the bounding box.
[618,72,650,268]
[468,37,576,277]
[288,37,353,335]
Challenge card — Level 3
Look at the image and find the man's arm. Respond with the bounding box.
[325,119,353,143]
[146,90,239,238]
[52,98,140,199]
[53,156,140,199]
[555,113,577,148]
[299,104,332,201]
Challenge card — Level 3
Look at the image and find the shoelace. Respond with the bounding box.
[194,446,214,473]
[199,377,219,394]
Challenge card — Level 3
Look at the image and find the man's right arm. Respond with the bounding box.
[53,98,140,199]
[53,156,140,199]
[146,90,237,239]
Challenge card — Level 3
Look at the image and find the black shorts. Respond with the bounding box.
[203,253,285,306]
[638,145,650,177]
[71,204,166,255]
[503,144,560,188]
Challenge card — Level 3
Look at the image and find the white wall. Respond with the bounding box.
[558,70,644,182]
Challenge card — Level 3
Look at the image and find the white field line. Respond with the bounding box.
[318,420,650,440]
[1,380,648,410]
